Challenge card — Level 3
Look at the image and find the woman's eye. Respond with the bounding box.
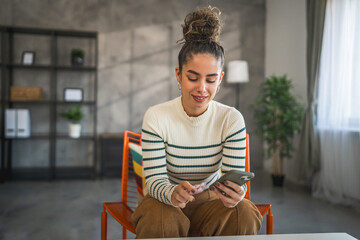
[188,78,197,81]
[207,80,216,83]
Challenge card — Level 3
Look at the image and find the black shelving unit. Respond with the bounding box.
[0,26,98,181]
[1,26,6,182]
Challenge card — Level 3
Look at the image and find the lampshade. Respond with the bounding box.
[227,60,249,83]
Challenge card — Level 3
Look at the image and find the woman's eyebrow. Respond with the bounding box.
[187,70,218,77]
[187,70,200,75]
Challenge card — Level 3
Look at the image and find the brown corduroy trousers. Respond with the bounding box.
[131,189,262,238]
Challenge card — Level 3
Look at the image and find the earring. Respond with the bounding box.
[216,86,220,93]
[177,82,182,90]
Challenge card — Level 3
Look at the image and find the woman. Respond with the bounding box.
[131,6,262,238]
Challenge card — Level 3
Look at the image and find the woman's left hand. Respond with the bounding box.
[210,180,245,208]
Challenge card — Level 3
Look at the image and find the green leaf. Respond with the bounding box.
[60,105,84,123]
[251,74,304,162]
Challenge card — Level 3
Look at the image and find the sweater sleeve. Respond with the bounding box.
[141,108,176,206]
[221,109,248,192]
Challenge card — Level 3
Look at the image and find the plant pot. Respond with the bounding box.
[271,174,285,187]
[69,123,81,138]
[71,56,84,66]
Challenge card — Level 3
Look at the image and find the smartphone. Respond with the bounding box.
[211,170,255,195]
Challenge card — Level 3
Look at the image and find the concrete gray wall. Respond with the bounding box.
[265,0,307,181]
[0,0,265,170]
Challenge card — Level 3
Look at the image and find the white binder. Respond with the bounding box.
[5,109,17,138]
[16,109,31,138]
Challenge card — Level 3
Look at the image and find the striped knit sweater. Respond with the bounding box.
[141,96,247,206]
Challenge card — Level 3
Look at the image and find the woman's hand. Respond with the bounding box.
[171,181,196,208]
[210,180,245,208]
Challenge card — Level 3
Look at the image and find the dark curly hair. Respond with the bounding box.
[177,6,225,72]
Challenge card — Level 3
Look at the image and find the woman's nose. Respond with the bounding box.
[197,80,206,92]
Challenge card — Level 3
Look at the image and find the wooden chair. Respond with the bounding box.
[101,131,141,239]
[244,134,273,234]
[101,131,273,239]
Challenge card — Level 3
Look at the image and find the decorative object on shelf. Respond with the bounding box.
[21,51,35,65]
[251,75,304,187]
[64,88,83,102]
[60,105,84,138]
[16,109,31,138]
[5,109,16,138]
[5,109,31,138]
[10,86,43,101]
[227,60,249,110]
[71,48,85,66]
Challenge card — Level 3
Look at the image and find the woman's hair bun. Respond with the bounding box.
[179,6,222,45]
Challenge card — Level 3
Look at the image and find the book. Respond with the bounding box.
[5,109,17,138]
[4,109,31,138]
[16,109,31,138]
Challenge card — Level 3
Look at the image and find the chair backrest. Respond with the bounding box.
[122,131,252,206]
[121,131,142,211]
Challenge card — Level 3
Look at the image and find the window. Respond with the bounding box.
[317,0,360,131]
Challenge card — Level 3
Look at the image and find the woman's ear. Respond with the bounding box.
[219,71,225,84]
[175,67,181,84]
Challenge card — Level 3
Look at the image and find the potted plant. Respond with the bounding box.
[252,75,303,187]
[71,48,85,66]
[60,105,84,138]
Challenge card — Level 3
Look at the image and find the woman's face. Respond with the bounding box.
[176,54,224,117]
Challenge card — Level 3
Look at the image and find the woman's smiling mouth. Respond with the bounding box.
[192,95,208,102]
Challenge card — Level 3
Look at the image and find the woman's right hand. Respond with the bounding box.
[171,181,196,208]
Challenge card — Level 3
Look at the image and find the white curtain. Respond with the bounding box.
[314,0,360,208]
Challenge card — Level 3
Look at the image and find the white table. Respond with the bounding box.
[145,233,357,240]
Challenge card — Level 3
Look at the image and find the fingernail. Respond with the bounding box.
[210,186,214,191]
[224,180,229,185]
[215,182,220,187]
[191,189,195,194]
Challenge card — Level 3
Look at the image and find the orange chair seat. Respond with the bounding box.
[256,204,272,216]
[255,204,273,234]
[103,202,135,233]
